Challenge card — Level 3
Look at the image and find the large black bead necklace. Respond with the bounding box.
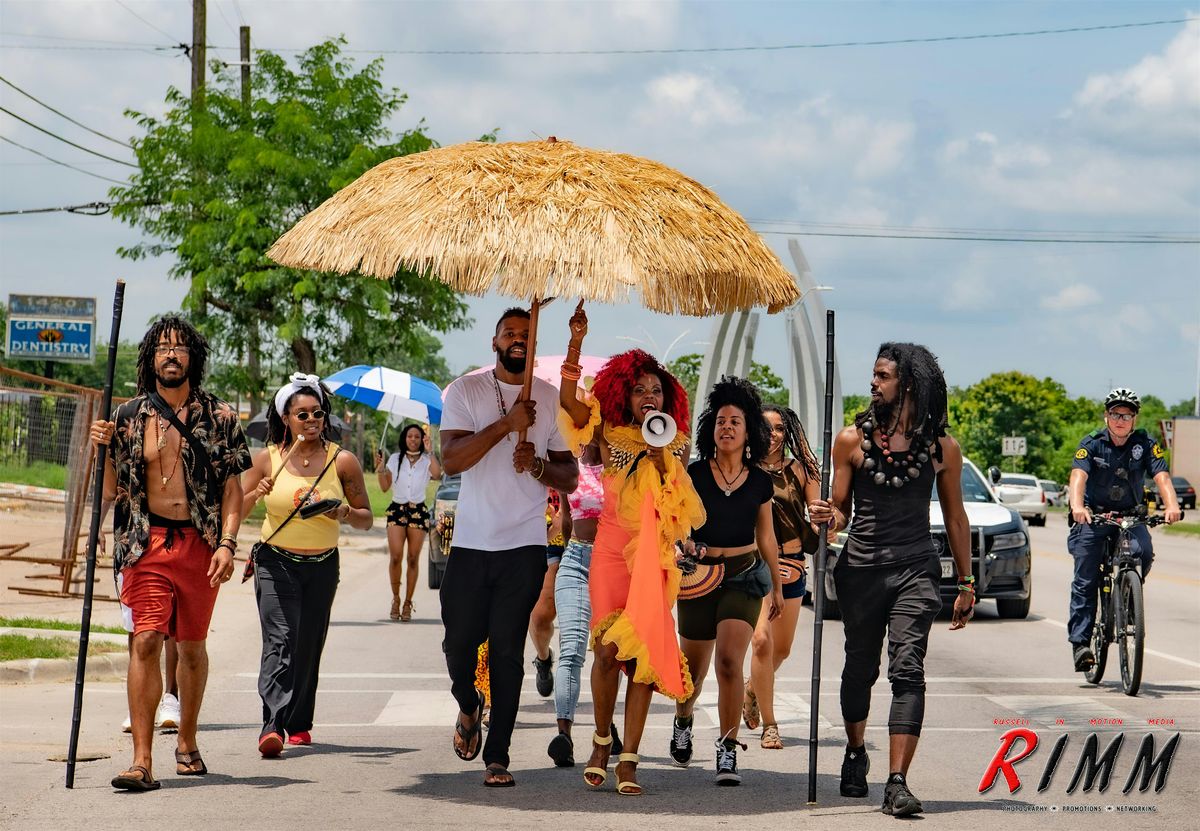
[859,418,932,489]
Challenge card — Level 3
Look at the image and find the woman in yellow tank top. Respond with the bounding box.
[241,374,373,758]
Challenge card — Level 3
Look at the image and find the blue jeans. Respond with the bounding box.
[553,539,593,723]
[1066,522,1153,645]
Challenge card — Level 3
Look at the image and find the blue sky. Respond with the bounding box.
[1,1,1197,402]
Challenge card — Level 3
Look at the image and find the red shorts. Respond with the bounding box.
[119,524,219,641]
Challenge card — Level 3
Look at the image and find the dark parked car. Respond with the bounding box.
[426,473,461,589]
[1145,475,1196,510]
[823,459,1032,620]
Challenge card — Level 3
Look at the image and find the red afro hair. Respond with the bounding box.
[591,349,690,430]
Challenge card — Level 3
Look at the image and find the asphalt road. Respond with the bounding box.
[2,512,1197,830]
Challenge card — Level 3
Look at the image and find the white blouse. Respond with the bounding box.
[386,452,432,504]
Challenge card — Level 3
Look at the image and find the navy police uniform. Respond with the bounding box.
[1066,428,1168,645]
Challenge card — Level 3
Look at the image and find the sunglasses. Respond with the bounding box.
[1106,412,1135,423]
[292,410,326,422]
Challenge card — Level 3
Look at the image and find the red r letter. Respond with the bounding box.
[979,728,1039,793]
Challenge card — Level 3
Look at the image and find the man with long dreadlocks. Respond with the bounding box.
[89,315,250,791]
[809,342,974,818]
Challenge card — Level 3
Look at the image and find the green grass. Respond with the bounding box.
[0,616,126,635]
[0,633,125,662]
[0,461,68,490]
[1163,521,1200,537]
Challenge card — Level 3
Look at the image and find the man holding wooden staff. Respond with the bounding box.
[808,342,974,818]
[89,315,250,791]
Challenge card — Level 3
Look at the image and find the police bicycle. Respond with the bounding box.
[1083,508,1175,696]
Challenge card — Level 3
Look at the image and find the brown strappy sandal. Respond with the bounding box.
[760,724,783,750]
[175,748,208,775]
[400,599,414,622]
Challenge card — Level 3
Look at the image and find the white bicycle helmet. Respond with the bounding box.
[1104,387,1141,412]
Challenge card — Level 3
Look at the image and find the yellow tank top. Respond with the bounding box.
[260,442,345,550]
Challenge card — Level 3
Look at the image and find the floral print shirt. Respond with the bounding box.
[109,390,251,570]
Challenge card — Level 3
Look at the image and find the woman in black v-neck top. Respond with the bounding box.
[670,377,783,785]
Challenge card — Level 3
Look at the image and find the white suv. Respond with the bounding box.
[995,473,1048,526]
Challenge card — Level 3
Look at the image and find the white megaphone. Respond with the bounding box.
[641,410,677,448]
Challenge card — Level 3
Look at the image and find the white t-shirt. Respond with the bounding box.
[386,452,433,504]
[440,371,569,551]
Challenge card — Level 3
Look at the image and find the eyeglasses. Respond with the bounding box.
[1106,412,1135,423]
[154,345,190,356]
[293,410,326,422]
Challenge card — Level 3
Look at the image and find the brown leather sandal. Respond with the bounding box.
[111,765,160,791]
[390,597,401,621]
[175,748,208,775]
[400,600,414,622]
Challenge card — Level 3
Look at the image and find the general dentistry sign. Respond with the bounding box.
[5,294,96,363]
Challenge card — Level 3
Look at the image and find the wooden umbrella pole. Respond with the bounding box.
[517,298,541,444]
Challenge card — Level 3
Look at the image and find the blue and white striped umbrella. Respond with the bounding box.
[324,365,444,425]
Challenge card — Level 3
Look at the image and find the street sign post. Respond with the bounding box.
[1001,436,1027,472]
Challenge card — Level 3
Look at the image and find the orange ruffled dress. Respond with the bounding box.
[559,403,705,702]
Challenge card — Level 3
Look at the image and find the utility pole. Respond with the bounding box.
[190,0,206,111]
[239,24,262,417]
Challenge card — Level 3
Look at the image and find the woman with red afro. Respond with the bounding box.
[556,304,704,796]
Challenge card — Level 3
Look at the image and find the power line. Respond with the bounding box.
[0,105,137,167]
[0,135,128,184]
[748,218,1198,242]
[0,32,167,47]
[0,42,183,54]
[1,16,1189,57]
[0,74,132,148]
[111,0,181,43]
[209,16,1195,56]
[0,201,117,217]
[213,1,239,38]
[754,228,1200,243]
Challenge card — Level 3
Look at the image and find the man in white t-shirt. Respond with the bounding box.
[440,307,579,788]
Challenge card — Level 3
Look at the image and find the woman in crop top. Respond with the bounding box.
[375,423,441,622]
[743,404,821,750]
[673,377,782,786]
[557,305,703,796]
[241,375,372,758]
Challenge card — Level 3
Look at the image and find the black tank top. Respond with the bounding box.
[841,449,937,568]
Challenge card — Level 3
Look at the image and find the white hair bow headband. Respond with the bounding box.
[274,372,322,417]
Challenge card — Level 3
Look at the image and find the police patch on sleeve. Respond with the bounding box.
[1152,443,1165,459]
[1132,444,1144,461]
[1075,448,1088,460]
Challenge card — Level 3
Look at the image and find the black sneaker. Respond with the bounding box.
[547,731,574,767]
[669,715,694,767]
[533,650,554,697]
[881,773,923,817]
[1072,643,1095,672]
[715,737,746,786]
[840,745,870,797]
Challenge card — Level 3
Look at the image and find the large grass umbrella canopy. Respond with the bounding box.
[267,138,799,315]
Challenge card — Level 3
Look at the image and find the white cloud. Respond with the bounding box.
[1065,17,1200,150]
[644,72,747,126]
[1041,283,1101,311]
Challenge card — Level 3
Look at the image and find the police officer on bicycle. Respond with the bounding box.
[1066,388,1181,671]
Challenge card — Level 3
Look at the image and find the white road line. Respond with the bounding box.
[1038,617,1200,668]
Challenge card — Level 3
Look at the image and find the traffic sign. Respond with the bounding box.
[1001,436,1027,457]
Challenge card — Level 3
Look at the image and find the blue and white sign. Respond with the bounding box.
[6,294,97,363]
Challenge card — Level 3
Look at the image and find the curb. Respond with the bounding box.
[0,651,128,684]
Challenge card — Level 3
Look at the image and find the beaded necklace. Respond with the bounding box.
[491,372,511,443]
[859,415,933,489]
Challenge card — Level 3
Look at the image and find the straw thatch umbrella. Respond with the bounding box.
[267,138,799,424]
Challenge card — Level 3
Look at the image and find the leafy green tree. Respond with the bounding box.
[843,394,869,425]
[111,38,473,413]
[667,353,702,412]
[748,362,788,407]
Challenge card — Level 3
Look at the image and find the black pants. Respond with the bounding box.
[834,556,941,736]
[440,545,546,768]
[254,546,340,737]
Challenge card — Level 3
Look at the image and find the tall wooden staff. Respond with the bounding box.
[807,309,835,804]
[66,280,125,788]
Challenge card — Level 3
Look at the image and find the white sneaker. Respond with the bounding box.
[121,714,132,733]
[156,693,181,729]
